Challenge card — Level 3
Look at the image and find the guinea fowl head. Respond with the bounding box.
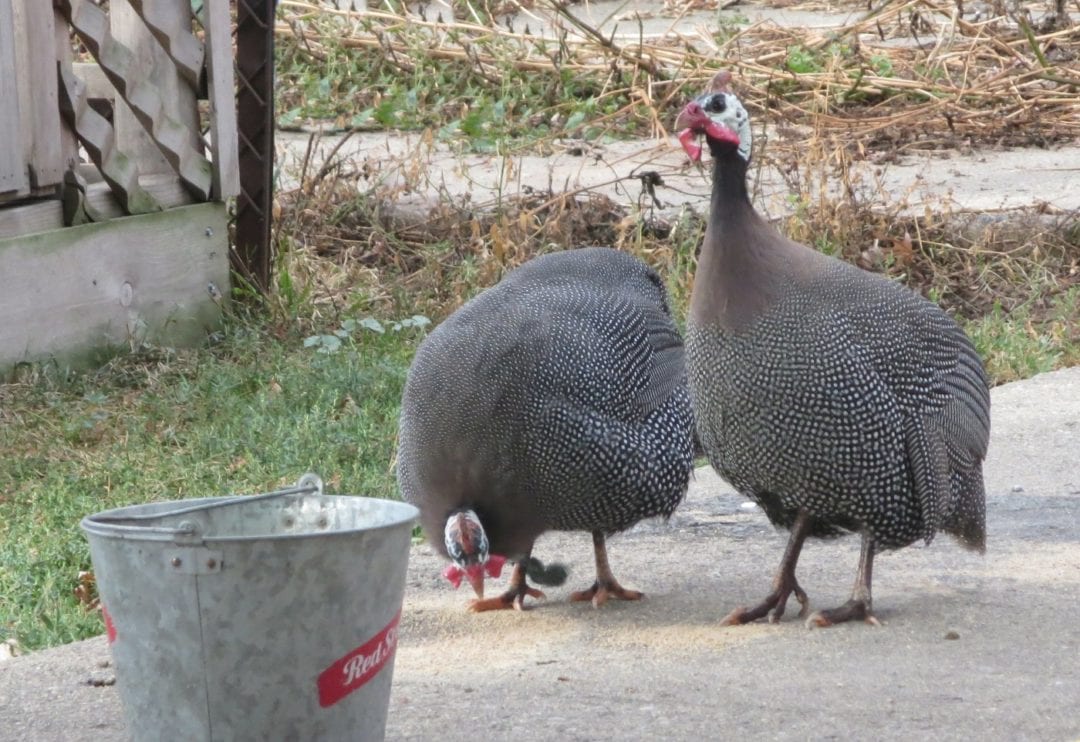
[675,71,751,163]
[442,510,506,598]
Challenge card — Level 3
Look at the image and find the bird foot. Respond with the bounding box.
[570,580,643,609]
[721,579,810,625]
[805,599,880,628]
[468,586,546,613]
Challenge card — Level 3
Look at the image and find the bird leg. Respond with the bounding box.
[468,559,545,612]
[721,510,813,625]
[806,534,881,628]
[571,530,643,608]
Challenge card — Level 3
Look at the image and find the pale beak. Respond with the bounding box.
[466,566,485,599]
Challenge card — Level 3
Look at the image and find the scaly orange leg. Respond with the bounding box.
[571,531,643,608]
[469,559,545,612]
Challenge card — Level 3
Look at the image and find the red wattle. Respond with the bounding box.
[678,128,702,162]
[442,563,464,588]
[485,554,507,578]
[704,121,740,147]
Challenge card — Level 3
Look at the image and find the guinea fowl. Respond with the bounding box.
[397,247,694,612]
[676,72,990,626]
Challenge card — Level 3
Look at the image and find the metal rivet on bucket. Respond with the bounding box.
[81,473,419,742]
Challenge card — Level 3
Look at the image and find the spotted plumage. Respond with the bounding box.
[676,72,989,626]
[397,247,694,610]
[688,256,989,550]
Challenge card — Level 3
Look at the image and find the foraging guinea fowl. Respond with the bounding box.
[397,247,694,611]
[675,72,990,626]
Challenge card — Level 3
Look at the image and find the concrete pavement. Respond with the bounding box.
[3,366,1078,740]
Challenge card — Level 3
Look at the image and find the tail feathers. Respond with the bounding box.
[523,557,570,586]
[943,467,986,553]
[904,415,951,544]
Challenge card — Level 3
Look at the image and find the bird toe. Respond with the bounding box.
[720,606,751,626]
[573,581,642,609]
[804,599,878,628]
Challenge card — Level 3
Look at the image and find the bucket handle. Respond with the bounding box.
[86,474,325,541]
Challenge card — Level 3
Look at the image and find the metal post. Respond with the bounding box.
[234,0,275,292]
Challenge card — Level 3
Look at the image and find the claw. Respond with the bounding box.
[575,531,643,610]
[570,581,643,609]
[469,586,545,613]
[794,583,811,619]
[721,574,810,626]
[720,606,750,626]
[722,511,814,626]
[804,599,879,628]
[467,559,545,613]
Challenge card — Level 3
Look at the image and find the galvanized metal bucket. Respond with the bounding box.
[81,474,419,742]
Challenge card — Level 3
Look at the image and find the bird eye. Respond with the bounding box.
[704,95,727,114]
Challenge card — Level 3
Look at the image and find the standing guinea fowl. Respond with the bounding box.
[397,247,694,612]
[676,72,990,626]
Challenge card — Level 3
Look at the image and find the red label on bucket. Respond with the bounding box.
[102,605,117,644]
[317,609,401,708]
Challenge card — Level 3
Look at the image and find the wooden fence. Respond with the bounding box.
[0,0,239,373]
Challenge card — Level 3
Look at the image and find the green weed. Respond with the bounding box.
[785,45,823,75]
[274,12,647,150]
[713,11,749,45]
[966,288,1080,384]
[869,54,894,78]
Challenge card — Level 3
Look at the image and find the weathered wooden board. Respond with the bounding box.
[81,173,195,221]
[57,0,211,198]
[204,0,240,199]
[12,0,64,189]
[125,0,204,86]
[105,0,203,179]
[57,63,163,215]
[0,174,197,239]
[0,202,229,372]
[0,200,62,239]
[55,7,80,180]
[0,0,28,198]
[72,62,117,102]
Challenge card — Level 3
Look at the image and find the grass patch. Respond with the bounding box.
[0,314,425,651]
[275,6,658,149]
[967,288,1080,384]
